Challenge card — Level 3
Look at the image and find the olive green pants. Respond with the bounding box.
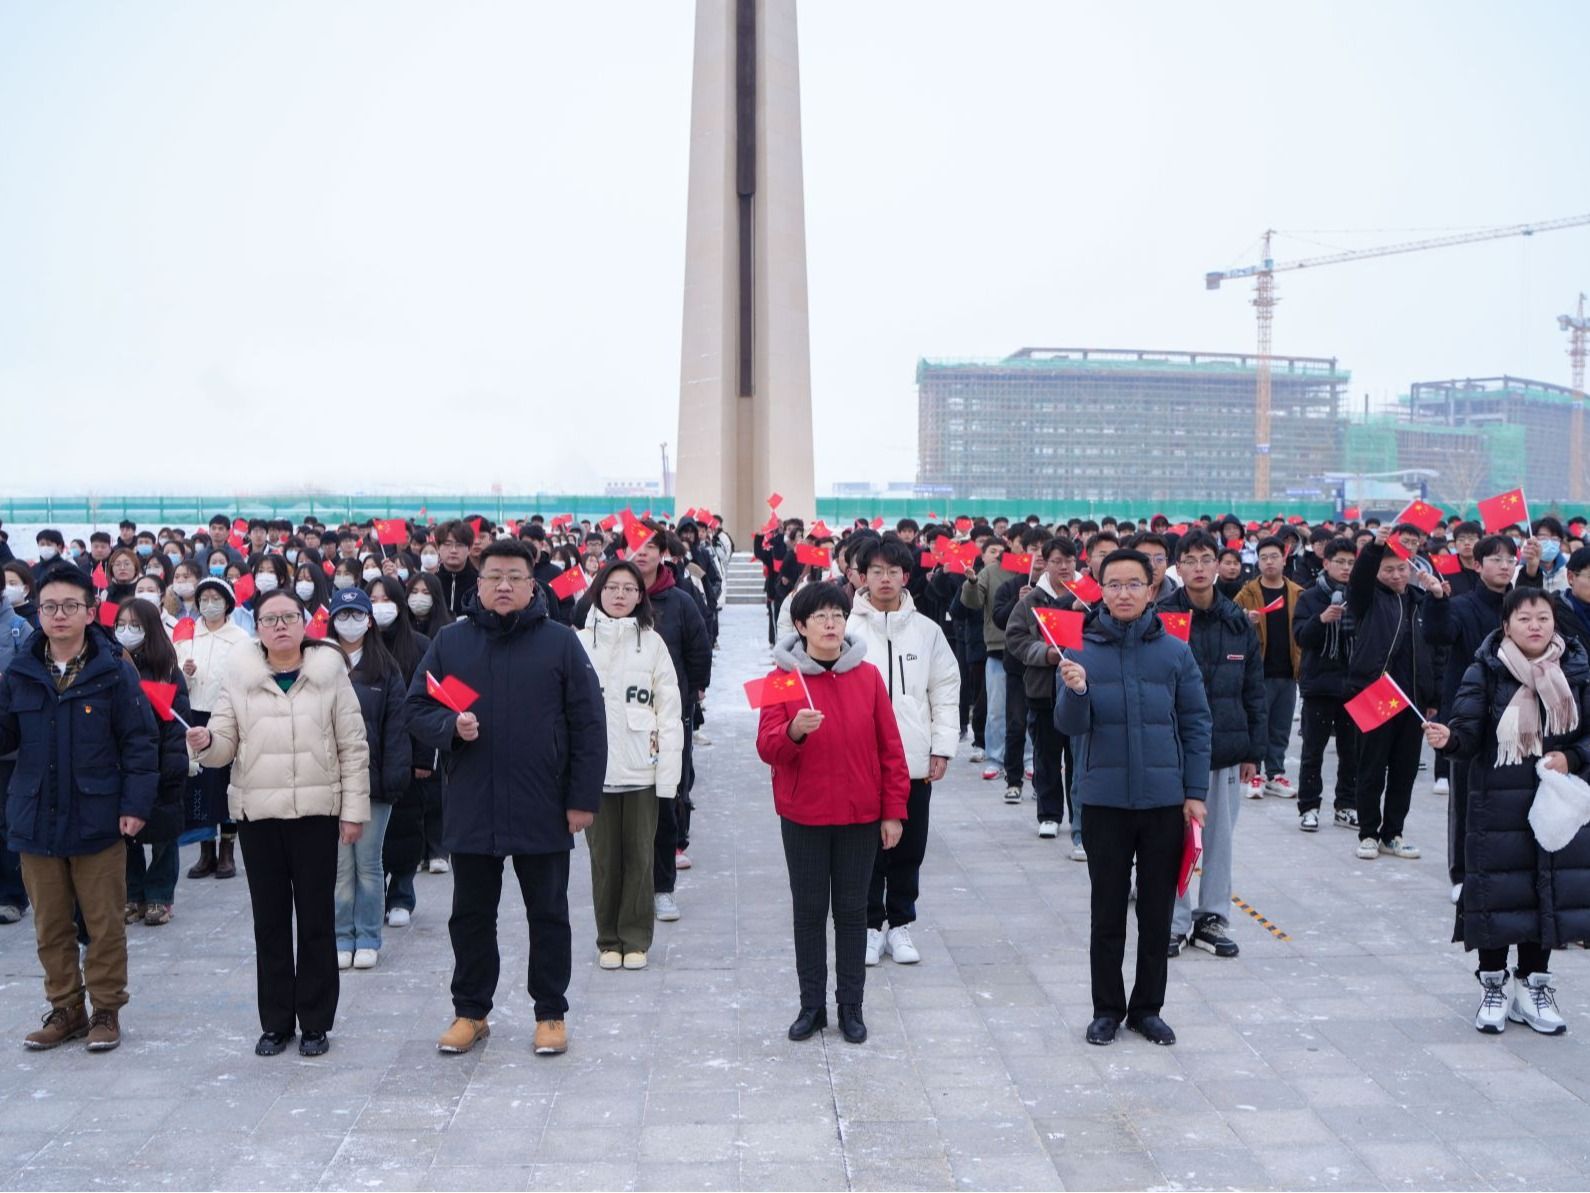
[588,789,660,954]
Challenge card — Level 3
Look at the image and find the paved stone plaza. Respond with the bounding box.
[3,606,1590,1191]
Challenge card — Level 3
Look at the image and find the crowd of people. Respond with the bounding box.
[0,500,1587,1058]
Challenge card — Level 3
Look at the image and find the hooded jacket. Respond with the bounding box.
[575,564,711,711]
[756,633,910,826]
[846,589,961,779]
[1422,581,1508,715]
[1292,572,1355,701]
[1346,542,1436,707]
[175,617,252,713]
[407,589,605,855]
[1156,587,1264,770]
[577,608,684,797]
[1055,609,1213,810]
[198,643,373,825]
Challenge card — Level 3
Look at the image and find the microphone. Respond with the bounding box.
[1331,590,1344,606]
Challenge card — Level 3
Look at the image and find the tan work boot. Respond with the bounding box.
[534,1019,567,1055]
[436,1017,489,1054]
[24,1005,89,1050]
[85,1009,121,1052]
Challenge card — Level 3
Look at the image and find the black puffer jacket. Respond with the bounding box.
[1422,583,1507,715]
[1293,575,1354,701]
[1345,542,1436,707]
[1156,588,1264,770]
[1553,593,1590,658]
[1442,631,1590,950]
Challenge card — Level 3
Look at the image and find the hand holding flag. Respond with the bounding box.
[426,671,480,716]
[1065,574,1103,606]
[373,519,408,546]
[1033,606,1084,652]
[1259,594,1285,614]
[139,680,191,730]
[1394,499,1445,534]
[1345,673,1423,733]
[744,670,811,710]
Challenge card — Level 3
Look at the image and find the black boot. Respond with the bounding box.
[215,836,237,880]
[187,840,216,879]
[787,1007,827,1041]
[837,1003,867,1044]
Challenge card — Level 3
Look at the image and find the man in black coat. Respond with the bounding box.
[433,520,481,619]
[1159,531,1263,959]
[1292,538,1360,832]
[407,539,605,1058]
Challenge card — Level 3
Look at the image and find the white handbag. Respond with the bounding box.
[1530,759,1590,852]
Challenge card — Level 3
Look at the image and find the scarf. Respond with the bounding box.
[1495,634,1579,766]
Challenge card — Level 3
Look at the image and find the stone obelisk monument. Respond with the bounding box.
[674,0,815,541]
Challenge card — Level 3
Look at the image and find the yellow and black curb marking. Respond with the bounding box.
[1230,895,1291,941]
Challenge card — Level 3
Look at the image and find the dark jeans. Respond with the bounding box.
[417,771,447,868]
[1355,710,1422,843]
[959,649,986,748]
[1478,943,1550,977]
[237,815,340,1036]
[125,840,179,904]
[781,818,878,1009]
[654,715,695,891]
[1028,697,1074,827]
[0,757,28,911]
[868,780,930,930]
[1081,804,1183,1022]
[1297,696,1358,814]
[449,850,572,1022]
[1004,671,1029,790]
[1262,677,1297,778]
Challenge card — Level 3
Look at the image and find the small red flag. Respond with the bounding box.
[1343,506,1361,520]
[551,514,573,528]
[304,607,330,640]
[795,543,831,568]
[870,516,884,530]
[1169,523,1189,535]
[426,671,479,715]
[1033,606,1084,650]
[598,514,617,531]
[373,519,407,546]
[767,492,783,509]
[1394,499,1445,534]
[1158,611,1192,642]
[744,671,807,709]
[625,521,655,552]
[954,516,973,534]
[172,617,196,643]
[1476,488,1530,535]
[549,567,587,600]
[321,559,335,576]
[98,601,118,627]
[92,564,107,589]
[1432,553,1463,576]
[1245,521,1260,532]
[1178,820,1203,898]
[228,530,247,551]
[139,680,179,722]
[1286,515,1305,525]
[927,511,940,521]
[1001,552,1035,574]
[232,518,248,535]
[1260,594,1285,614]
[1386,536,1412,561]
[1066,575,1103,606]
[1345,673,1417,734]
[1225,538,1243,551]
[467,517,485,537]
[810,520,832,539]
[233,574,255,604]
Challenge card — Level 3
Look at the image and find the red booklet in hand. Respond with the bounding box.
[1178,820,1203,898]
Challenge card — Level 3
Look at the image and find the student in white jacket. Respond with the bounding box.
[848,536,960,967]
[576,561,684,971]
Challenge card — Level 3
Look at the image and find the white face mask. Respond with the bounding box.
[37,546,58,561]
[199,598,226,621]
[114,625,146,650]
[285,549,299,564]
[334,612,369,642]
[136,591,161,605]
[362,568,381,583]
[421,553,440,572]
[407,592,433,616]
[295,580,316,600]
[173,581,196,600]
[333,575,356,591]
[371,602,399,628]
[4,584,26,607]
[396,568,409,582]
[254,573,279,593]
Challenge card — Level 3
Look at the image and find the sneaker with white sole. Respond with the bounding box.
[353,948,378,970]
[885,925,920,964]
[1264,775,1295,798]
[1333,807,1359,829]
[337,950,353,970]
[1475,970,1509,1034]
[1191,914,1239,958]
[865,928,884,967]
[1433,777,1450,796]
[1509,972,1567,1035]
[598,950,622,970]
[982,766,1002,781]
[675,849,692,871]
[1380,836,1420,859]
[1070,841,1087,862]
[1243,776,1266,799]
[1299,810,1319,832]
[1355,838,1380,861]
[1003,785,1022,804]
[428,858,450,875]
[386,907,411,927]
[969,748,985,764]
[654,893,680,922]
[1025,767,1035,781]
[1038,820,1059,839]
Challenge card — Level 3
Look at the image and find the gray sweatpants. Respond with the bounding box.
[1173,765,1242,938]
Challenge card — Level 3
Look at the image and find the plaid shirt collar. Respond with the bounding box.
[48,637,92,694]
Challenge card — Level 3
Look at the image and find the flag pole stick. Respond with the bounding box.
[796,669,816,711]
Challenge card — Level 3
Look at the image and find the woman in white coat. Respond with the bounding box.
[187,587,370,1058]
[576,560,683,971]
[178,577,254,880]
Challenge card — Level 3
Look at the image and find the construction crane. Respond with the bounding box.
[1207,214,1590,502]
[1561,295,1588,502]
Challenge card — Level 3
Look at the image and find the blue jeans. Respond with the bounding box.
[336,803,393,951]
[983,656,1007,769]
[126,841,179,904]
[1262,677,1298,779]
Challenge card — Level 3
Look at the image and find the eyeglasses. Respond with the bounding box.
[603,585,641,597]
[803,610,847,624]
[39,601,86,617]
[1143,554,1168,566]
[1102,581,1149,595]
[479,573,531,587]
[258,613,303,629]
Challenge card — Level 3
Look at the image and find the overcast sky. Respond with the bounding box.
[1,1,1586,497]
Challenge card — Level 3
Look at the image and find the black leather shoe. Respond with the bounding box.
[787,1007,827,1041]
[1127,1014,1176,1046]
[1085,1016,1121,1045]
[255,1031,293,1057]
[299,1031,330,1057]
[837,1004,867,1044]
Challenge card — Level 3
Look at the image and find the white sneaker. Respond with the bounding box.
[353,948,378,970]
[1433,777,1451,796]
[1299,811,1319,833]
[885,925,920,965]
[1038,820,1060,839]
[1451,883,1464,905]
[865,928,884,967]
[428,858,450,875]
[969,748,985,764]
[1379,836,1420,859]
[1243,776,1266,800]
[1509,972,1567,1035]
[654,893,680,922]
[1355,839,1379,861]
[337,950,353,970]
[1264,775,1295,798]
[1024,767,1035,781]
[1003,785,1022,804]
[1070,842,1087,862]
[694,731,712,747]
[598,950,622,970]
[386,907,411,927]
[1475,970,1509,1034]
[982,766,1002,781]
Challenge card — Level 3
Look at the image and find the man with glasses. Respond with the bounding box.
[433,520,480,617]
[1235,537,1304,799]
[408,539,605,1058]
[0,564,158,1052]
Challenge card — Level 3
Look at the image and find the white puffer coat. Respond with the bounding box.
[198,643,372,824]
[847,589,961,779]
[577,610,684,796]
[176,618,252,713]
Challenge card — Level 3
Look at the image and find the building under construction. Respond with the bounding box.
[916,348,1349,506]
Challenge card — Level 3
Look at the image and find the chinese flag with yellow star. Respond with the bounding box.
[1158,611,1192,642]
[1393,498,1445,534]
[744,671,807,709]
[1477,488,1530,535]
[1344,673,1415,734]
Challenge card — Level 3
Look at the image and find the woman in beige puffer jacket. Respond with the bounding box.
[189,589,370,1058]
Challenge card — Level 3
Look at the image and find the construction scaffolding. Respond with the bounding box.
[1404,377,1576,506]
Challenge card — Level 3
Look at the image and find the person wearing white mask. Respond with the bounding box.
[31,530,66,584]
[331,559,362,593]
[248,557,291,621]
[360,559,383,587]
[164,562,204,624]
[294,562,332,620]
[326,589,410,970]
[2,563,37,631]
[404,573,451,640]
[132,575,180,635]
[178,578,252,880]
[419,545,441,575]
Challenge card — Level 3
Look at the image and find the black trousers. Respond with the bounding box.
[1477,943,1550,977]
[1081,804,1183,1022]
[959,651,986,748]
[1028,697,1073,824]
[1448,763,1471,885]
[867,780,930,930]
[237,816,340,1036]
[417,771,447,866]
[1004,671,1030,790]
[1355,710,1422,843]
[1297,696,1359,814]
[781,818,878,1009]
[654,715,695,892]
[449,851,572,1022]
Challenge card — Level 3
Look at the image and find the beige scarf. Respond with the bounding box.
[1495,634,1578,766]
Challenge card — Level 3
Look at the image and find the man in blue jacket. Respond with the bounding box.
[0,564,158,1052]
[408,539,606,1059]
[1057,549,1211,1048]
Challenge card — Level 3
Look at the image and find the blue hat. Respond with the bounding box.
[328,588,373,619]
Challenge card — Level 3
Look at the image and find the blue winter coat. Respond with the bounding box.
[1055,610,1213,810]
[0,598,33,675]
[406,589,606,856]
[0,632,159,857]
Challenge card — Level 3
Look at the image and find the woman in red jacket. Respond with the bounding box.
[757,582,908,1045]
